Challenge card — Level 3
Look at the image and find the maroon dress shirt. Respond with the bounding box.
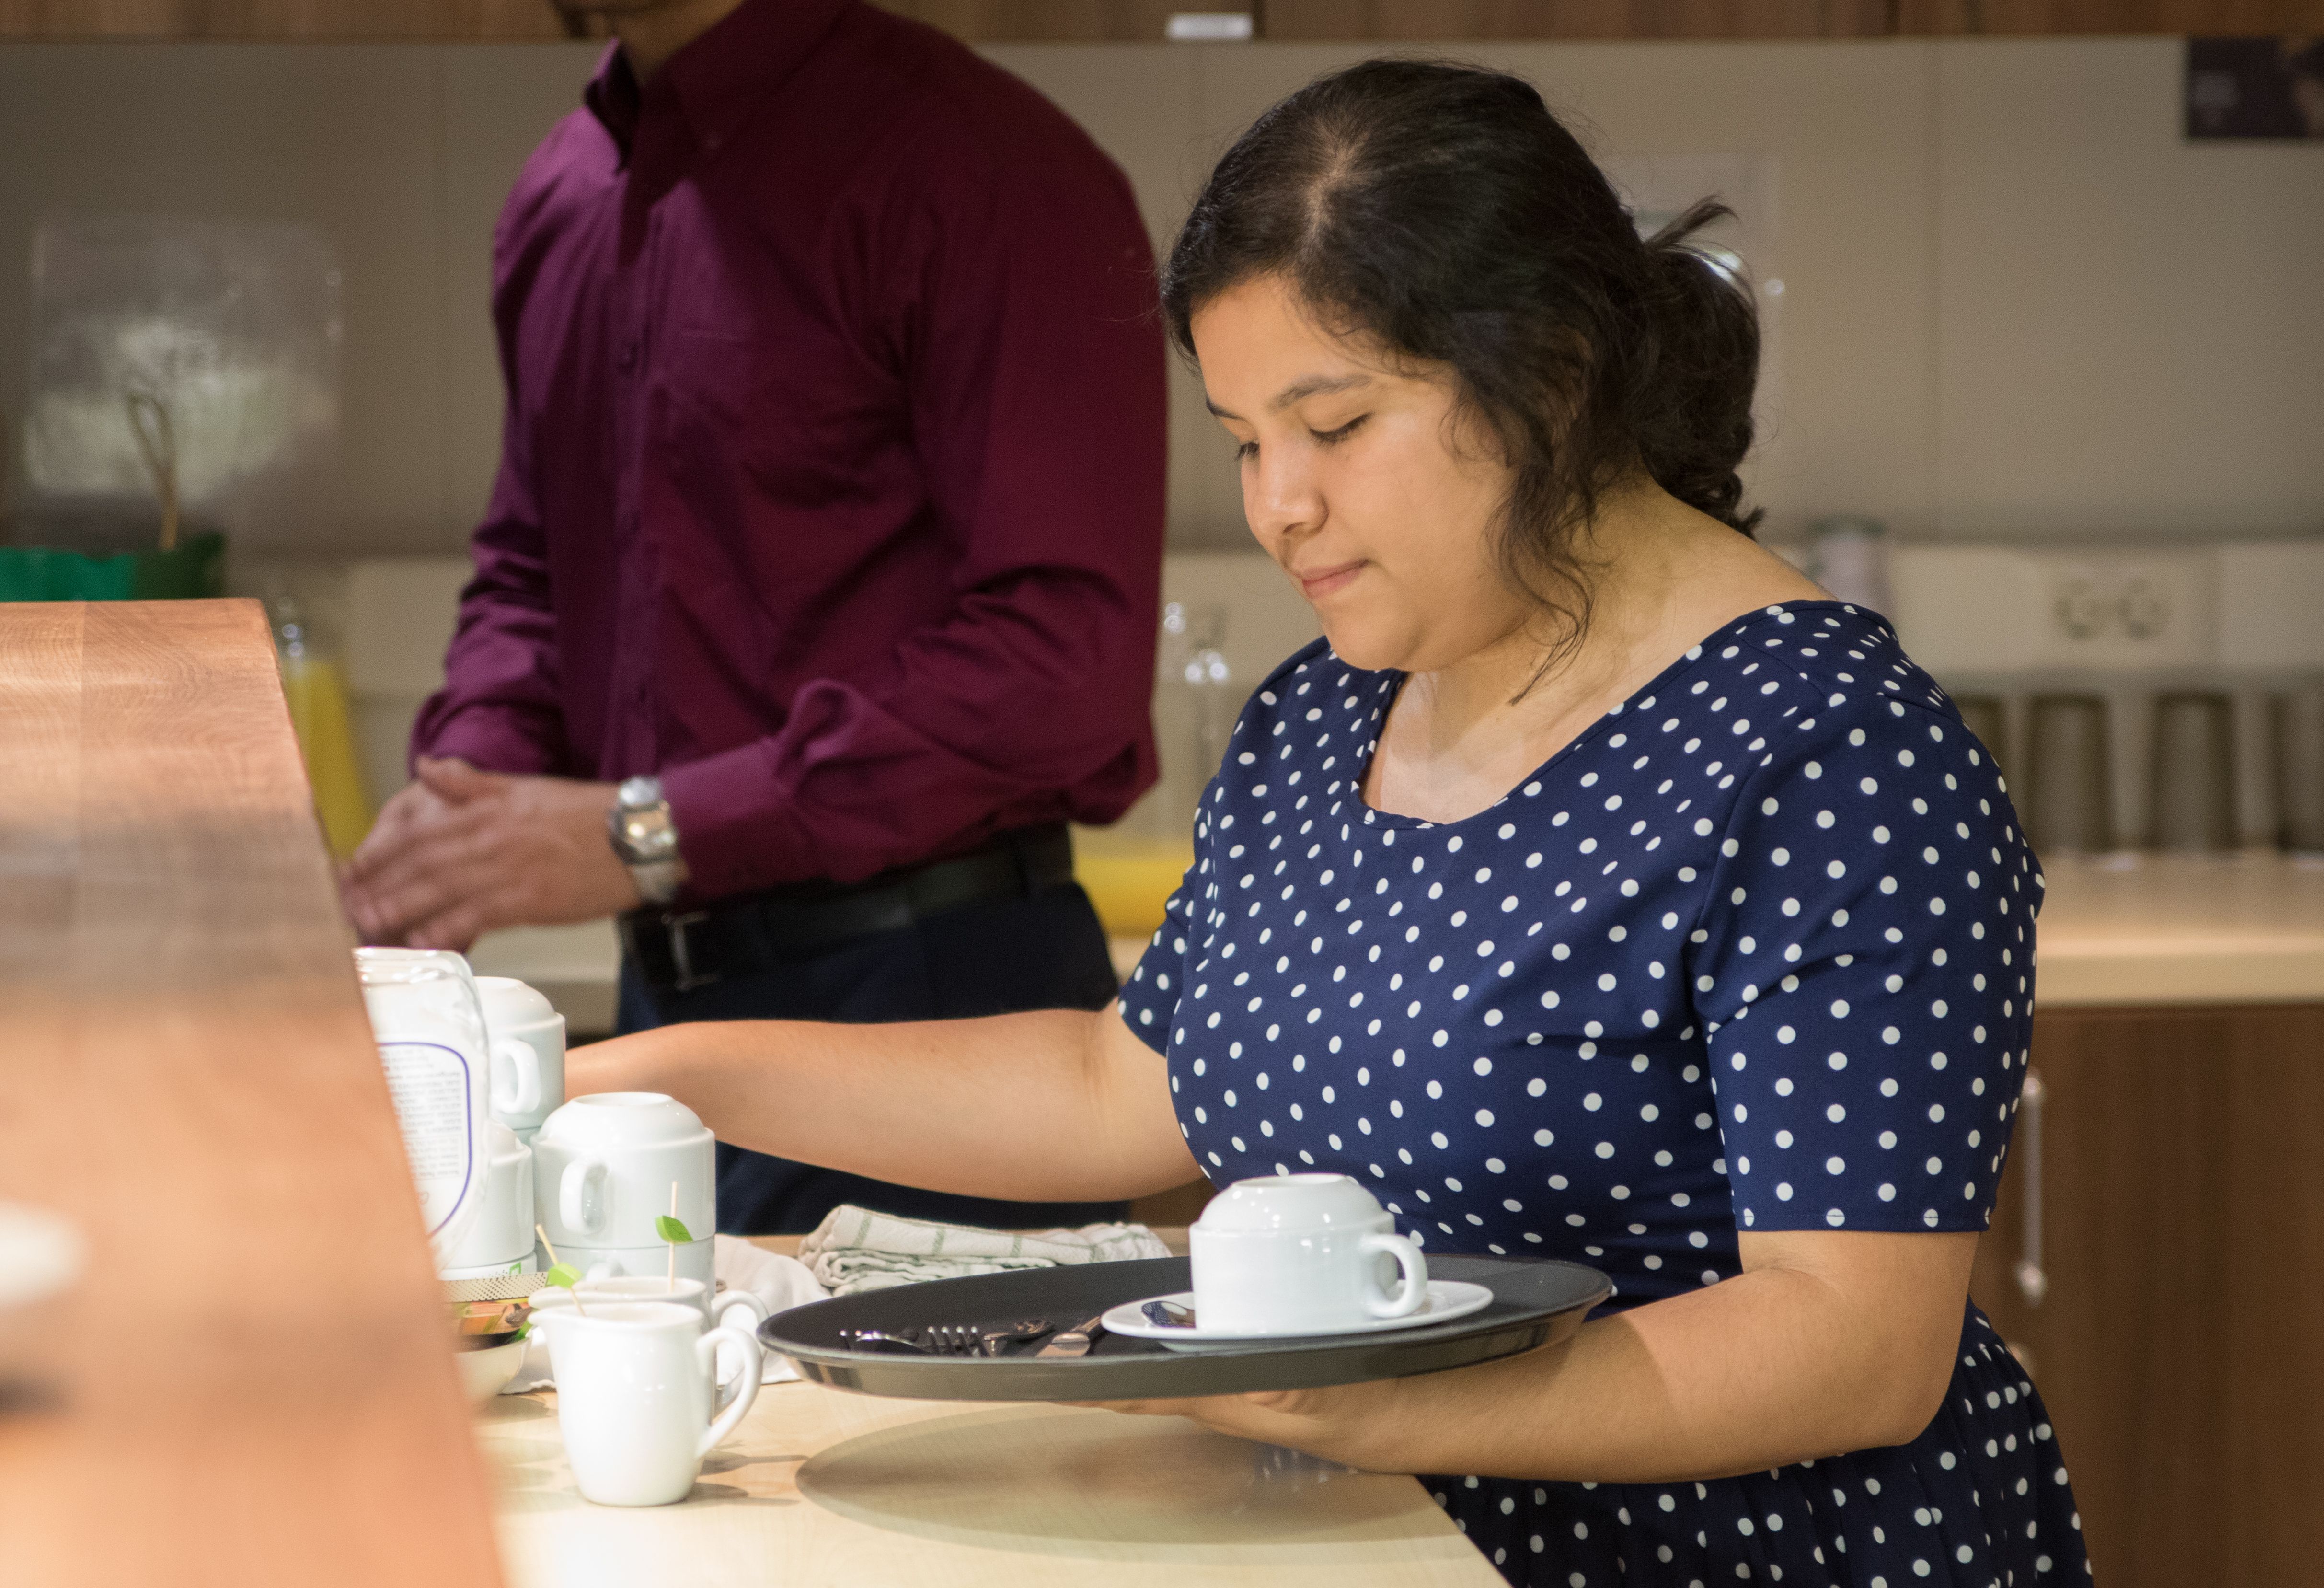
[413,0,1165,904]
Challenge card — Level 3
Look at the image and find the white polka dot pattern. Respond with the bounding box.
[1117,604,2085,1588]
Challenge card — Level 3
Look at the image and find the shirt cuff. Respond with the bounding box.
[657,742,819,904]
[411,710,563,778]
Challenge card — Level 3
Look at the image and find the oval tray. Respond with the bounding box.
[760,1254,1611,1401]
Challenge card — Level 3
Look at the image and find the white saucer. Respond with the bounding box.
[1102,1281,1494,1352]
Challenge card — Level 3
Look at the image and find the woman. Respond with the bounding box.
[571,59,2087,1587]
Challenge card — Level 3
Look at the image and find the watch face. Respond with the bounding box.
[619,809,678,862]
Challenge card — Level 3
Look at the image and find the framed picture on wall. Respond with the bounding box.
[2186,37,2324,140]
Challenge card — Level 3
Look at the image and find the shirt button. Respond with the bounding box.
[617,340,639,372]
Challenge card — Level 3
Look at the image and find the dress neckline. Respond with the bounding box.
[1350,599,1867,833]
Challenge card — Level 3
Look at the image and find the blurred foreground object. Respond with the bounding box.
[0,598,502,1588]
[272,591,371,857]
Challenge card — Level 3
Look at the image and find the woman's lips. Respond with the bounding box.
[1294,559,1366,600]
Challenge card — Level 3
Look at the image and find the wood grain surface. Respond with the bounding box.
[1970,1002,2324,1588]
[0,601,503,1588]
[484,1378,1505,1588]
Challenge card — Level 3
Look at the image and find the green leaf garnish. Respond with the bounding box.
[541,1263,581,1289]
[655,1215,694,1244]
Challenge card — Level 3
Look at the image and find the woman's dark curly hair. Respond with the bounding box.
[1162,58,1763,655]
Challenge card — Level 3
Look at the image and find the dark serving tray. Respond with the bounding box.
[759,1254,1611,1401]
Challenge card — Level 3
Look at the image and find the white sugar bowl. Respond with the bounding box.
[532,1092,715,1251]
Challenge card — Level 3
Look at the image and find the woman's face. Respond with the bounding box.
[1190,273,1531,674]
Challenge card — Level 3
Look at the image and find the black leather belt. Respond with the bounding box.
[618,823,1077,993]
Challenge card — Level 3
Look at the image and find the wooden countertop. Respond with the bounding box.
[0,601,503,1588]
[2033,851,2324,1006]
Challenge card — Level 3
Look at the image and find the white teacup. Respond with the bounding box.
[572,1275,769,1336]
[1189,1173,1428,1334]
[532,1092,715,1251]
[550,1239,716,1291]
[538,1301,760,1506]
[475,976,565,1138]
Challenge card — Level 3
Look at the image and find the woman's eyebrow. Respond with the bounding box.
[1205,372,1374,422]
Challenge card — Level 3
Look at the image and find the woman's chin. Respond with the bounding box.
[1314,617,1408,674]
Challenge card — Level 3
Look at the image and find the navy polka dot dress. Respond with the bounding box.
[1118,603,2089,1588]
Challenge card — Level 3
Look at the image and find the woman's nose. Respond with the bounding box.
[1246,448,1323,546]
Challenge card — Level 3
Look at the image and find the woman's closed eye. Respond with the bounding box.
[1231,415,1367,462]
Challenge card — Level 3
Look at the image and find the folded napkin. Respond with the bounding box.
[795,1203,1171,1295]
[498,1235,830,1393]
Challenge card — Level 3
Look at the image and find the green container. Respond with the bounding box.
[0,532,226,602]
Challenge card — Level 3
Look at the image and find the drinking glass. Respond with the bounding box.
[2151,693,2236,852]
[2024,695,2114,855]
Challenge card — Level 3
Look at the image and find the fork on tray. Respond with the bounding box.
[840,1319,1053,1356]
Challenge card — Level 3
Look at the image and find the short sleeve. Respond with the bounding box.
[1688,698,2040,1234]
[1118,880,1196,1055]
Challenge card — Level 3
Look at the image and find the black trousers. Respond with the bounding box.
[615,881,1128,1235]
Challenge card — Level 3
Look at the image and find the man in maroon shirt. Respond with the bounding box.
[342,0,1165,1233]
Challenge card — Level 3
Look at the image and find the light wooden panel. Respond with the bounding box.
[1264,0,1893,37]
[1896,0,2324,31]
[0,600,504,1588]
[886,0,1198,39]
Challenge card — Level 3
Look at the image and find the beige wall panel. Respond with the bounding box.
[435,41,600,544]
[1934,38,2324,538]
[0,42,449,550]
[985,42,1250,547]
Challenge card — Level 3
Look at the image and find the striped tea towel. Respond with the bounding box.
[796,1203,1171,1295]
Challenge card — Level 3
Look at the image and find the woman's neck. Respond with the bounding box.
[1363,485,1820,824]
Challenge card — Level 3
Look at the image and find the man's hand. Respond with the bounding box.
[341,757,642,951]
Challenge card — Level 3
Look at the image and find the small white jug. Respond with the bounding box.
[539,1301,761,1507]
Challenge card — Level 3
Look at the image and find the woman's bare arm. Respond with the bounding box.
[564,1004,1203,1204]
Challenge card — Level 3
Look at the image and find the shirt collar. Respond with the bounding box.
[585,0,855,166]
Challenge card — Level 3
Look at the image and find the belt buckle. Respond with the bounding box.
[661,908,716,992]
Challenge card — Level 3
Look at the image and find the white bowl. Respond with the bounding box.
[456,1337,527,1402]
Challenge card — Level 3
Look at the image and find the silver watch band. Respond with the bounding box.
[608,776,689,905]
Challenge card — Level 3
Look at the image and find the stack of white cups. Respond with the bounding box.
[437,975,569,1281]
[532,1092,718,1288]
[475,977,566,1146]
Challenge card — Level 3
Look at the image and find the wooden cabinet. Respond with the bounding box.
[1969,1002,2324,1588]
[6,0,2322,39]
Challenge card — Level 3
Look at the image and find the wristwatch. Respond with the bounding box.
[607,776,689,906]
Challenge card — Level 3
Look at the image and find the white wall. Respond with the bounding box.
[0,35,2317,556]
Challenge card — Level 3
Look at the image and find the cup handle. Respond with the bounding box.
[713,1291,771,1334]
[1361,1231,1429,1319]
[560,1159,607,1236]
[696,1325,762,1456]
[490,1035,542,1119]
